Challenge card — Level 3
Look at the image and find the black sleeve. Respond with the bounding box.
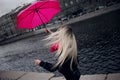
[39,61,58,72]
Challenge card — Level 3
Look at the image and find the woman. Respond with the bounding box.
[35,25,80,80]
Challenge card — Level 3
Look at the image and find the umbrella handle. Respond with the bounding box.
[45,27,49,33]
[45,27,53,33]
[42,24,49,33]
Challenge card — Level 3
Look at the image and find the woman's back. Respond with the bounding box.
[58,57,80,80]
[35,25,81,80]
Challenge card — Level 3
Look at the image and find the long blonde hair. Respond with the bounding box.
[44,25,78,70]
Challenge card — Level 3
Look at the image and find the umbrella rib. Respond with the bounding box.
[20,11,34,21]
[31,11,36,29]
[39,7,60,9]
[34,3,43,25]
[38,1,49,9]
[35,3,37,9]
[38,10,49,23]
[36,11,45,25]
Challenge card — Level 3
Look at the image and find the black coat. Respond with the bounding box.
[39,58,80,80]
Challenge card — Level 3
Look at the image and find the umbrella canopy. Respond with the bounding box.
[17,0,60,29]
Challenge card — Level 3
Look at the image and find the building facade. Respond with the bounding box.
[0,12,16,41]
[0,0,119,41]
[0,4,30,41]
[51,0,120,22]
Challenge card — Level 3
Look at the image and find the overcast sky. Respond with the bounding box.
[0,0,35,17]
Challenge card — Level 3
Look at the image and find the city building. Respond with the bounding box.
[0,4,30,41]
[57,0,120,18]
[0,0,119,41]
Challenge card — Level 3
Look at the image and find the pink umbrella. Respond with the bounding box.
[17,0,60,29]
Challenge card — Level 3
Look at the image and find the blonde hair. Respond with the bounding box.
[44,25,78,70]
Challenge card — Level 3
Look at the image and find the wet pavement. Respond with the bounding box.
[0,7,120,77]
[0,71,120,80]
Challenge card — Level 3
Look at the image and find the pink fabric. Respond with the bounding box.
[50,42,59,52]
[17,1,60,29]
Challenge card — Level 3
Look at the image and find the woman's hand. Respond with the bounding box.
[45,28,53,33]
[34,59,41,65]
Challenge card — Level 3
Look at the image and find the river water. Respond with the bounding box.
[0,9,120,76]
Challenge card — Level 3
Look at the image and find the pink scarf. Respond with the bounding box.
[50,42,59,52]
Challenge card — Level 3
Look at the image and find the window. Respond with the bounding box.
[76,0,79,2]
[65,3,68,7]
[70,1,74,5]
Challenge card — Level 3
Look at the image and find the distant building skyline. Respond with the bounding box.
[0,0,35,17]
[0,0,119,41]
